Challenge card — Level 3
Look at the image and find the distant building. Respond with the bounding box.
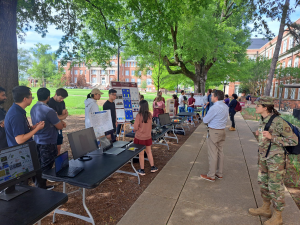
[228,18,300,98]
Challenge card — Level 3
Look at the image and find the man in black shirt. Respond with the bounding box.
[48,88,68,154]
[103,89,118,141]
[0,87,8,150]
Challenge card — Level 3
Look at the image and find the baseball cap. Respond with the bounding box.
[254,96,274,105]
[90,88,104,95]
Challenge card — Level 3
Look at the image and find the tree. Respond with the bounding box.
[18,48,32,81]
[27,43,57,87]
[77,74,87,87]
[141,80,147,91]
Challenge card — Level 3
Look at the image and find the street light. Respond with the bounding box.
[221,81,229,93]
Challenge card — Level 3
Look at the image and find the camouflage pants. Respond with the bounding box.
[258,154,286,211]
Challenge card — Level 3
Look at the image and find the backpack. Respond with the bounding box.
[234,102,242,112]
[246,95,250,100]
[264,114,300,157]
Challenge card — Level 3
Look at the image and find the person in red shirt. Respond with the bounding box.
[133,100,158,176]
[152,95,165,125]
[187,93,195,123]
[173,94,179,115]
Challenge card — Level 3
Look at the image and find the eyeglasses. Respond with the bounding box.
[27,95,34,100]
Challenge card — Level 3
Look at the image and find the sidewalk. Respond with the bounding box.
[117,113,300,225]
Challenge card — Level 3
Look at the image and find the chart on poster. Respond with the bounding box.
[111,82,139,122]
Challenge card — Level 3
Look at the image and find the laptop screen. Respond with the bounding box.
[99,137,112,151]
[55,152,69,173]
[159,113,171,126]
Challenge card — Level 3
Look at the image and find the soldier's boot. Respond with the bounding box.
[249,200,272,218]
[263,209,283,225]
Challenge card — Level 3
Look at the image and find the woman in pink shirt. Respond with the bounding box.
[134,100,158,175]
[152,95,165,125]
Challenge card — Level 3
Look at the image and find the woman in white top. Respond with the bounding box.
[84,88,104,128]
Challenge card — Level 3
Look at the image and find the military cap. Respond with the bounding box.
[254,96,274,105]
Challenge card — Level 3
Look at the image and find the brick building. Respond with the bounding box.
[58,56,156,92]
[228,18,300,101]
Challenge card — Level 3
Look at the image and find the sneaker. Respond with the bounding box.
[200,174,215,182]
[215,174,223,179]
[46,185,54,190]
[151,166,158,173]
[137,169,146,176]
[159,139,164,143]
[48,179,56,183]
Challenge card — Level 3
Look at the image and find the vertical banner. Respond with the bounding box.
[111,82,139,122]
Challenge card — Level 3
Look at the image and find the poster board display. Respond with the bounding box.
[166,99,175,117]
[90,110,114,137]
[185,94,205,106]
[111,82,139,122]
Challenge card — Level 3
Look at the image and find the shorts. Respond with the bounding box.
[134,138,152,147]
[57,130,63,145]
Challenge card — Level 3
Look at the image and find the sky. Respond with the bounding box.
[18,6,300,52]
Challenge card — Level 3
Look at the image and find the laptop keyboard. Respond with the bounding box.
[58,167,82,177]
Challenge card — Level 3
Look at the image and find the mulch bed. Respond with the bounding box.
[37,115,200,224]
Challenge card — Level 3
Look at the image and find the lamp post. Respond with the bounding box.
[117,27,120,81]
[221,81,229,94]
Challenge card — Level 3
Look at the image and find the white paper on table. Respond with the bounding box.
[89,110,113,137]
[116,109,126,123]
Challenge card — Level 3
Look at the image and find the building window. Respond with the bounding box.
[266,51,268,58]
[131,70,135,76]
[125,78,129,82]
[138,79,141,85]
[131,78,135,82]
[294,57,299,68]
[131,62,134,67]
[71,70,73,75]
[125,62,129,67]
[289,37,294,49]
[74,64,78,67]
[298,88,300,100]
[85,70,87,75]
[147,78,152,85]
[80,63,84,67]
[111,61,116,66]
[101,70,105,75]
[75,70,78,75]
[74,77,77,83]
[138,71,142,76]
[288,59,292,67]
[92,77,96,83]
[283,40,287,53]
[269,50,272,59]
[291,80,296,99]
[234,85,239,95]
[271,83,274,97]
[101,77,105,85]
[92,70,96,75]
[125,70,129,76]
[80,70,83,75]
[110,78,113,81]
[284,81,289,98]
[147,70,152,76]
[275,83,278,98]
[109,70,115,75]
[282,62,285,69]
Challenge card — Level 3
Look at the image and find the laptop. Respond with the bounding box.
[113,141,130,148]
[158,113,172,127]
[55,152,84,178]
[100,137,125,155]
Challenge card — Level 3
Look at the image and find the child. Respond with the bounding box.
[133,100,158,175]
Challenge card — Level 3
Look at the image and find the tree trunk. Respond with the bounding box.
[194,63,202,93]
[264,0,290,96]
[0,0,18,110]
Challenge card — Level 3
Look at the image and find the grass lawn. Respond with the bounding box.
[27,87,173,115]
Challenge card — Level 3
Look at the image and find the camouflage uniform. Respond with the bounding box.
[256,97,298,212]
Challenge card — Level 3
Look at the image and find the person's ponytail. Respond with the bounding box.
[264,104,281,116]
[87,93,92,99]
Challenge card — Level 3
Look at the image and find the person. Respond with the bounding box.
[133,100,158,175]
[202,93,208,118]
[152,94,165,125]
[228,94,238,131]
[173,94,179,115]
[248,97,298,225]
[30,88,66,189]
[140,94,144,101]
[5,86,45,147]
[224,94,230,106]
[178,90,186,113]
[154,91,165,103]
[103,89,121,141]
[239,92,246,102]
[47,88,69,155]
[0,87,8,149]
[84,88,104,128]
[187,93,195,123]
[201,90,229,182]
[204,89,213,114]
[246,94,252,107]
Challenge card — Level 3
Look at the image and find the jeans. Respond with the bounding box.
[179,106,185,113]
[230,112,236,128]
[187,107,194,121]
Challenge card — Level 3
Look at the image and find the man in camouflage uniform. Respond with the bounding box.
[249,97,298,225]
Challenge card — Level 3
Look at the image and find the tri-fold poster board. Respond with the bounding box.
[111,82,139,123]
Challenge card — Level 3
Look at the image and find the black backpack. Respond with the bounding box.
[264,114,300,157]
[246,95,250,100]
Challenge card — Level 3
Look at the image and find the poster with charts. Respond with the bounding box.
[111,81,139,122]
[90,110,113,137]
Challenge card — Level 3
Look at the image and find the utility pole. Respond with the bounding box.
[117,27,120,81]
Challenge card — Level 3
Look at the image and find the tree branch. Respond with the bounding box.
[84,0,108,30]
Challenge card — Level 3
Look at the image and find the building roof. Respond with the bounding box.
[248,38,269,49]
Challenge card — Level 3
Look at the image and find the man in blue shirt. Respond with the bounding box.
[31,88,66,189]
[0,86,8,150]
[5,86,45,147]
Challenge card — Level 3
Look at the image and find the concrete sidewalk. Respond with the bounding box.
[118,113,300,225]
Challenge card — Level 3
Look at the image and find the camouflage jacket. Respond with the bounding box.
[258,114,298,160]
